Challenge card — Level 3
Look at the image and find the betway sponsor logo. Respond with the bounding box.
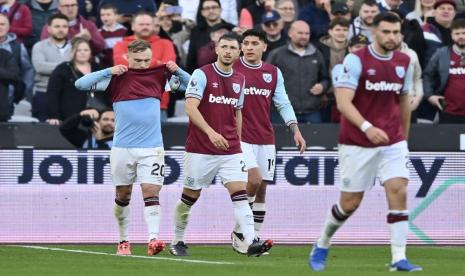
[244,87,272,98]
[365,80,402,92]
[209,94,238,105]
[449,67,465,75]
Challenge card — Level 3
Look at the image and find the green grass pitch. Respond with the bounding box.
[1,245,464,275]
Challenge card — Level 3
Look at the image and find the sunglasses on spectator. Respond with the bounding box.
[202,6,220,11]
[264,22,279,27]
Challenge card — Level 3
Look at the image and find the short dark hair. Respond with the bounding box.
[132,11,154,23]
[451,18,465,31]
[100,3,118,14]
[373,12,401,27]
[361,0,378,7]
[218,32,242,46]
[242,29,267,43]
[329,18,350,29]
[99,108,114,120]
[201,0,221,9]
[48,13,69,25]
[128,40,151,53]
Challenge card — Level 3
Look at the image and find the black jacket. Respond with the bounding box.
[46,62,111,121]
[59,112,113,149]
[0,49,21,121]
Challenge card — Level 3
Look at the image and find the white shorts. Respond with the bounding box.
[110,147,165,186]
[241,142,276,181]
[183,152,248,190]
[338,141,409,192]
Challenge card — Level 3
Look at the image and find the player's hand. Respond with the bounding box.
[110,65,128,75]
[46,118,61,125]
[166,61,179,73]
[428,95,445,111]
[409,95,420,111]
[310,83,324,95]
[294,131,306,154]
[207,130,229,151]
[80,109,99,120]
[365,127,390,145]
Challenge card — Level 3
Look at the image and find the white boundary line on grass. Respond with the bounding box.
[12,245,235,265]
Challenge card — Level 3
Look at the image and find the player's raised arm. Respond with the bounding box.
[184,69,229,151]
[75,65,127,91]
[272,69,306,153]
[335,54,389,145]
[166,61,191,92]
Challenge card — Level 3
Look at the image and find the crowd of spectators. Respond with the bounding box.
[1,0,465,127]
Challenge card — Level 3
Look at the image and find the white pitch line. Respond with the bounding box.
[11,245,235,265]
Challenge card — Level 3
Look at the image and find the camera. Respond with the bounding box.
[81,115,96,128]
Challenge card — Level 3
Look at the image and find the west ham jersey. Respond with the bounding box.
[335,45,413,147]
[185,63,245,155]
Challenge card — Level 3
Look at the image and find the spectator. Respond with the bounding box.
[423,18,465,123]
[97,0,157,28]
[261,10,287,60]
[186,0,234,72]
[98,3,126,67]
[396,34,423,121]
[239,0,274,29]
[0,13,34,108]
[40,0,105,54]
[196,22,231,67]
[46,37,108,124]
[348,0,380,42]
[0,0,32,43]
[377,0,404,12]
[422,0,456,68]
[156,2,196,67]
[330,2,352,21]
[23,0,59,51]
[31,13,71,121]
[59,108,115,149]
[316,17,350,122]
[267,20,330,123]
[298,0,331,43]
[179,0,238,25]
[113,11,176,68]
[276,0,296,34]
[406,0,436,24]
[0,48,20,121]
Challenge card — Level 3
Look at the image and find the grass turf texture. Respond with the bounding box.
[1,245,464,275]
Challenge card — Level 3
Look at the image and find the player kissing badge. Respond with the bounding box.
[232,83,241,93]
[262,73,272,83]
[395,66,405,78]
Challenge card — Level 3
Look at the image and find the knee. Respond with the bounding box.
[248,175,262,188]
[340,199,361,214]
[116,187,132,202]
[142,184,161,198]
[255,184,267,202]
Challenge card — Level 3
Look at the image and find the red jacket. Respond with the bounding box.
[5,2,32,43]
[41,15,105,54]
[113,35,177,110]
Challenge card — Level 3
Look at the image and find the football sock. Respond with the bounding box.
[387,210,408,263]
[172,193,197,244]
[252,203,266,238]
[233,195,255,233]
[317,203,351,249]
[144,196,160,241]
[114,198,130,242]
[231,190,255,245]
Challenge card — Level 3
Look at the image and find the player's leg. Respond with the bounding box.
[379,141,422,271]
[171,152,215,256]
[310,144,378,271]
[111,147,136,255]
[253,181,267,238]
[221,153,273,256]
[170,187,201,256]
[137,147,166,255]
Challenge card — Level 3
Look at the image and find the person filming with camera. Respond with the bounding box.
[59,107,115,149]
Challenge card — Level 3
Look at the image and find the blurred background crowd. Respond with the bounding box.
[1,0,465,131]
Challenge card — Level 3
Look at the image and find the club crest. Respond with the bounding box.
[232,83,241,93]
[262,73,272,83]
[395,66,405,78]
